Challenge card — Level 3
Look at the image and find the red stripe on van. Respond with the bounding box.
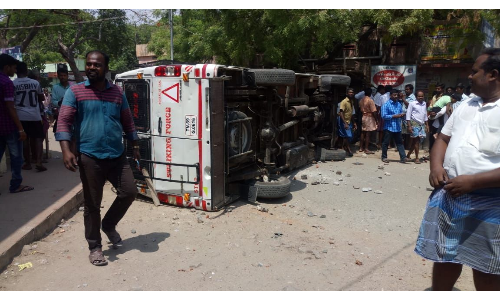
[202,64,208,79]
[202,200,207,211]
[198,81,203,197]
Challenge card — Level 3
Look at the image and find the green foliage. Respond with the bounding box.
[2,9,500,74]
[148,9,442,69]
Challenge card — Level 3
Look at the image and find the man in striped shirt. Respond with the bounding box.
[56,50,140,266]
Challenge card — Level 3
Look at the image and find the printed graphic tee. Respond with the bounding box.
[13,77,43,121]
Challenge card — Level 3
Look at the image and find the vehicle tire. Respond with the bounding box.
[255,177,291,199]
[250,69,296,86]
[319,75,351,92]
[310,94,327,102]
[317,148,346,161]
[228,111,252,157]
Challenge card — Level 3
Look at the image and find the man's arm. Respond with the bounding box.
[429,133,450,188]
[354,91,364,101]
[5,101,26,141]
[119,92,140,163]
[55,88,78,171]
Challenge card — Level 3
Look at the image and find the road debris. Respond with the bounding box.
[362,187,372,192]
[18,262,33,271]
[374,190,383,194]
[355,259,363,266]
[257,206,268,213]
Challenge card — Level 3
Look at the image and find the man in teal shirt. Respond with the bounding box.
[51,64,72,133]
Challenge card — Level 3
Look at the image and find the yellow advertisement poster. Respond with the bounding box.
[420,23,474,61]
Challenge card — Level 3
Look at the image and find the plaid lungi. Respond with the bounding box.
[415,188,500,274]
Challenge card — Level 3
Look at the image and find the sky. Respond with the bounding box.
[125,9,160,24]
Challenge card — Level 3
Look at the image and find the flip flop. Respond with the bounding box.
[89,248,108,266]
[364,151,374,154]
[414,159,422,164]
[11,185,34,193]
[35,165,47,172]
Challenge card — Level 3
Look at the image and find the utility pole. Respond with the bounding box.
[170,9,174,61]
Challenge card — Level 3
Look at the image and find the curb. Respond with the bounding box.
[0,187,84,272]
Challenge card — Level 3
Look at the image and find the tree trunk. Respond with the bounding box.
[58,46,85,83]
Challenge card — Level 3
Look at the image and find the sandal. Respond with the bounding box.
[382,158,389,163]
[89,248,108,266]
[414,159,422,164]
[102,228,123,249]
[364,150,374,154]
[10,185,34,193]
[35,165,47,172]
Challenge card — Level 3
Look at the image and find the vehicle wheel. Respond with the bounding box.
[228,111,252,157]
[319,75,351,92]
[317,148,346,161]
[250,69,296,86]
[255,177,291,199]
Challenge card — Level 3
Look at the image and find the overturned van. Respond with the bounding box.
[114,64,350,211]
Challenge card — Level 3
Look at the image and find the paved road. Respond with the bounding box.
[0,150,476,291]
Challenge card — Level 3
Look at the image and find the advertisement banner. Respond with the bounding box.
[371,65,417,90]
[1,46,23,61]
[420,23,474,61]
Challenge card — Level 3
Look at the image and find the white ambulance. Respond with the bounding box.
[115,64,350,211]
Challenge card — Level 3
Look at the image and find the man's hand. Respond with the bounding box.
[62,150,78,172]
[19,131,27,141]
[408,127,414,135]
[429,166,449,188]
[344,122,349,129]
[353,123,357,131]
[133,148,141,170]
[60,141,77,171]
[443,175,475,197]
[425,125,429,133]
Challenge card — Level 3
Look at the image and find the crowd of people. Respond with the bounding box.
[2,48,500,291]
[336,80,474,164]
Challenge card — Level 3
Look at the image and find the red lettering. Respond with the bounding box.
[193,178,199,194]
[158,80,162,104]
[166,138,172,177]
[165,107,172,135]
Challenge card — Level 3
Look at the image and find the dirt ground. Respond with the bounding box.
[0,150,476,291]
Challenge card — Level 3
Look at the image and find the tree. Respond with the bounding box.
[148,9,499,70]
[1,9,137,81]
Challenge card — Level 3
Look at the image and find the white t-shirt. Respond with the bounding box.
[441,96,500,180]
[374,92,383,107]
[381,92,390,106]
[13,77,43,121]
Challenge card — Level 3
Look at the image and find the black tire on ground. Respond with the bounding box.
[250,69,296,86]
[254,177,291,199]
[317,148,346,161]
[227,111,252,157]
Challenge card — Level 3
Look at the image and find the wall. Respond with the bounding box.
[416,64,471,100]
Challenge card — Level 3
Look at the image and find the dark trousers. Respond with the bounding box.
[429,126,438,151]
[381,130,406,161]
[78,152,137,250]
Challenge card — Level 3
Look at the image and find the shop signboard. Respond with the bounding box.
[420,23,474,61]
[371,65,417,90]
